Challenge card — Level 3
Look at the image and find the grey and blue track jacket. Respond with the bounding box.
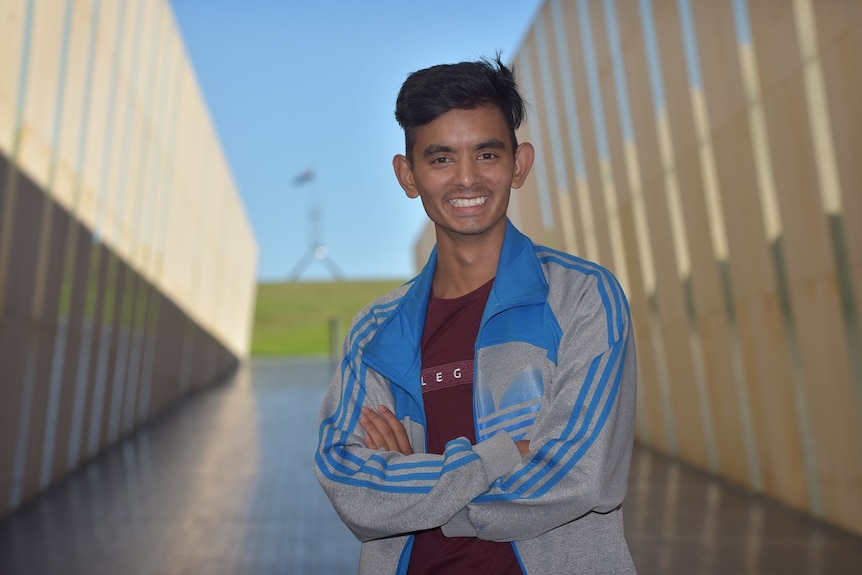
[315,220,638,574]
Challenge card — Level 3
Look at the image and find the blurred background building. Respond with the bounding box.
[0,0,257,519]
[414,0,861,536]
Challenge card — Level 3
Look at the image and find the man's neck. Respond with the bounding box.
[431,230,503,299]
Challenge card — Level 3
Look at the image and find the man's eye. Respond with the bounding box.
[432,157,450,164]
[479,152,497,160]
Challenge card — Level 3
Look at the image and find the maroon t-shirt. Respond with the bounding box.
[407,278,523,575]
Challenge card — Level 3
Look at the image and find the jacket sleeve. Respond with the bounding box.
[315,343,524,542]
[441,272,638,542]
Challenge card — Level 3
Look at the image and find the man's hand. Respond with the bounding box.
[360,405,528,459]
[360,405,414,455]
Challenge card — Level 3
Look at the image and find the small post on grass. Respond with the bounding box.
[329,316,340,367]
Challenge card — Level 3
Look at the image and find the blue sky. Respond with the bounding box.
[169,0,543,282]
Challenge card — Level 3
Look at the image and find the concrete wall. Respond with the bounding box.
[414,0,862,535]
[0,0,258,519]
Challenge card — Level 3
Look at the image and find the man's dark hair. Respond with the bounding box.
[394,54,527,162]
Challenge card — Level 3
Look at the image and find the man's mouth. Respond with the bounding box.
[449,196,488,208]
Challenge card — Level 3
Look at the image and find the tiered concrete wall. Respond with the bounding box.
[0,0,258,518]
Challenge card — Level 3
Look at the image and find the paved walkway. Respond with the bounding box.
[1,358,860,574]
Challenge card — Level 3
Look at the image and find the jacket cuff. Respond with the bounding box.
[441,507,477,538]
[473,431,522,483]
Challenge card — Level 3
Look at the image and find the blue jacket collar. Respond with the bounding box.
[362,219,548,388]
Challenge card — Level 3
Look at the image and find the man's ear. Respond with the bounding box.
[393,154,419,198]
[511,142,535,189]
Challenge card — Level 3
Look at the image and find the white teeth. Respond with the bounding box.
[450,197,487,207]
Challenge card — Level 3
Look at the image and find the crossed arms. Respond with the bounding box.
[360,404,530,458]
[316,326,636,543]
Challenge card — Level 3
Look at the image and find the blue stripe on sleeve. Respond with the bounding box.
[473,249,628,501]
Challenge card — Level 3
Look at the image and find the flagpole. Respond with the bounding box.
[287,168,343,282]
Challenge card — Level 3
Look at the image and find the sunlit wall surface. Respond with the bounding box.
[0,0,258,519]
[414,0,861,535]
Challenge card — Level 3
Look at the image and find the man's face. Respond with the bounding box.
[393,106,533,245]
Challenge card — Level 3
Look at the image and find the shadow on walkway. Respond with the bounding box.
[0,358,860,574]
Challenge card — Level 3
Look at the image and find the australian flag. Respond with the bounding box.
[292,168,315,187]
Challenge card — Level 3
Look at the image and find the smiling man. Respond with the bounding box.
[315,55,638,574]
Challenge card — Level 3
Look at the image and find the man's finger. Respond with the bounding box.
[378,405,413,455]
[361,407,401,452]
[371,407,400,452]
[360,408,386,450]
[360,406,413,455]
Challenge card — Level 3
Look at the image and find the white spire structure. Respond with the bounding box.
[287,168,343,282]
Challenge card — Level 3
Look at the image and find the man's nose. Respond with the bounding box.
[456,159,478,187]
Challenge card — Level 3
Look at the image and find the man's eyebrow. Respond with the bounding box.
[421,139,507,158]
[475,138,506,150]
[421,144,456,158]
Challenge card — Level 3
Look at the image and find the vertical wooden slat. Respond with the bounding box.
[643,0,753,487]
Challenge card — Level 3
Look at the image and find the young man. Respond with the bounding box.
[315,55,637,574]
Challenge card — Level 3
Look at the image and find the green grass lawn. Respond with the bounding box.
[252,279,407,356]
